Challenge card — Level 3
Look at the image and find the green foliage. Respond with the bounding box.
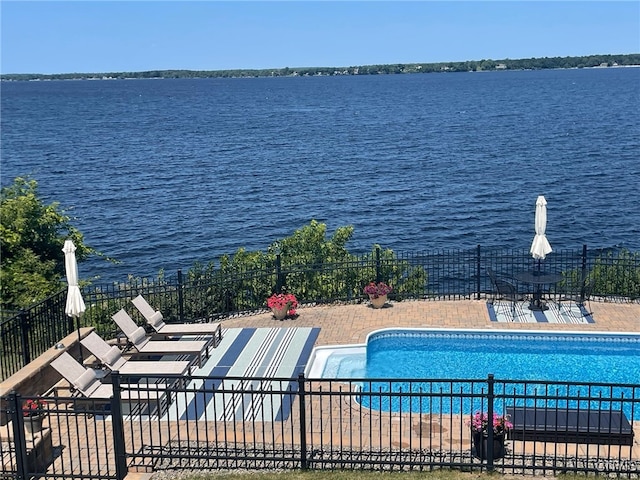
[177,220,427,310]
[0,177,91,310]
[560,248,640,300]
[174,221,355,314]
[372,246,428,300]
[186,248,274,315]
[277,220,357,301]
[590,249,640,299]
[2,54,638,81]
[103,220,428,319]
[83,273,173,338]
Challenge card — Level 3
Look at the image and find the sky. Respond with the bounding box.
[1,1,639,75]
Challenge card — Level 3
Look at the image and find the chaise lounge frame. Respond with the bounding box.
[80,331,192,376]
[131,294,223,346]
[50,352,167,402]
[112,309,212,368]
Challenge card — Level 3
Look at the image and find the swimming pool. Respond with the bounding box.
[306,328,640,418]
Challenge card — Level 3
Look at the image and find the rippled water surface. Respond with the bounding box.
[2,68,639,282]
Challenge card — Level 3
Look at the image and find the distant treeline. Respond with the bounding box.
[2,53,639,81]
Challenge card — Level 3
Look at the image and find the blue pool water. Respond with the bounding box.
[319,329,640,418]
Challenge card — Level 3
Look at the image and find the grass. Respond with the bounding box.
[160,472,483,480]
[154,469,565,480]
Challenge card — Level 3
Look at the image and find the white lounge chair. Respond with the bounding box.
[80,331,192,375]
[112,309,212,368]
[50,352,167,402]
[131,295,223,345]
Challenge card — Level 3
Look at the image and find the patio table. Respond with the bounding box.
[513,270,562,311]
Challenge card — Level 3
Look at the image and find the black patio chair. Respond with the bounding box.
[487,268,526,320]
[558,277,595,315]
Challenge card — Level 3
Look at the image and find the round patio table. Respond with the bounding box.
[513,271,562,311]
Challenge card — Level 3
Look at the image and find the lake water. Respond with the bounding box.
[1,68,639,283]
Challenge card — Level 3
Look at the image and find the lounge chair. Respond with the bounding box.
[50,352,167,402]
[80,331,192,375]
[131,295,223,345]
[112,309,212,368]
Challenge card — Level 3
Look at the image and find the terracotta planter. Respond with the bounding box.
[271,305,289,320]
[472,431,505,460]
[24,414,44,435]
[369,294,387,309]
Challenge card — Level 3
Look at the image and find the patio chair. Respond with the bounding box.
[112,309,212,368]
[50,352,167,402]
[80,331,192,375]
[558,277,595,315]
[486,268,525,320]
[131,295,223,346]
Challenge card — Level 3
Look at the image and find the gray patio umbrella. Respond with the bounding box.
[63,239,86,361]
[530,195,552,266]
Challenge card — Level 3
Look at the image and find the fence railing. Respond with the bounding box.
[2,245,639,380]
[2,373,639,479]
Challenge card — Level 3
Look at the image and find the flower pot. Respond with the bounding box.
[472,431,505,460]
[271,305,289,320]
[24,414,44,435]
[369,294,387,309]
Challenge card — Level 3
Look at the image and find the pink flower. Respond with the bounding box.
[363,281,392,298]
[266,293,298,316]
[23,399,47,417]
[468,411,512,435]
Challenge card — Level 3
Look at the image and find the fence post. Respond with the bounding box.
[275,255,283,293]
[297,373,308,470]
[486,374,495,471]
[580,244,588,302]
[375,246,381,283]
[19,310,31,366]
[7,391,29,480]
[476,245,482,300]
[177,269,185,322]
[110,373,128,480]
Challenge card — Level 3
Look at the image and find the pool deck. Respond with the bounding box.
[214,299,640,469]
[221,299,640,348]
[4,299,638,477]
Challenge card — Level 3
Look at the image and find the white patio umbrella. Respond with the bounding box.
[530,195,553,265]
[63,239,86,361]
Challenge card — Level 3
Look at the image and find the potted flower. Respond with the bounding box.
[467,411,512,460]
[23,398,47,434]
[363,281,392,308]
[266,292,298,320]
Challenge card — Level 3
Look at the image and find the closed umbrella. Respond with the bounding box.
[63,240,86,362]
[530,195,552,266]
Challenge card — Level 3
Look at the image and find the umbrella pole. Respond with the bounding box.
[76,316,84,364]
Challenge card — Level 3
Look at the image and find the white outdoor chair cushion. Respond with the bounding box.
[149,311,165,329]
[130,326,148,346]
[74,368,99,393]
[103,345,127,370]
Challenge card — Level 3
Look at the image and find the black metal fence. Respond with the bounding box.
[2,245,639,380]
[2,374,639,479]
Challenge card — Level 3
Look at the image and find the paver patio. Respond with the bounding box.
[221,298,640,345]
[3,298,639,477]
